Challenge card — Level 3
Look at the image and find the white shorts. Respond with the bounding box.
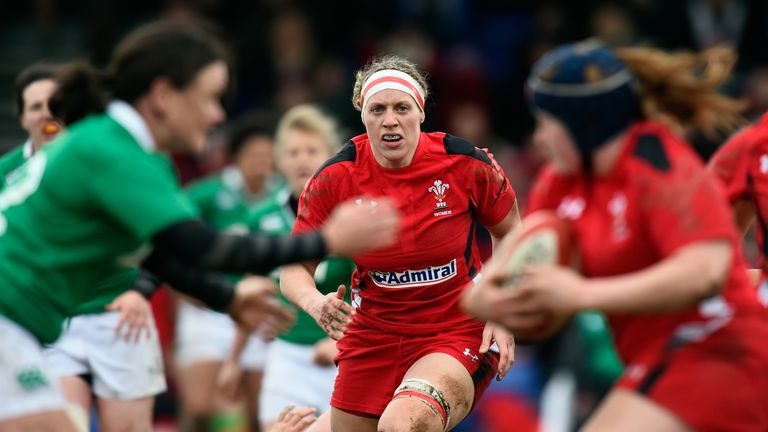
[43,311,166,400]
[175,301,268,370]
[260,339,338,423]
[0,314,67,420]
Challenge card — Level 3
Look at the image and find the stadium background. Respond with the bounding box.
[1,1,767,431]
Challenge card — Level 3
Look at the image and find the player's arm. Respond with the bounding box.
[574,240,731,314]
[487,200,521,247]
[707,131,754,236]
[281,262,353,341]
[147,220,329,276]
[468,145,520,247]
[144,198,397,277]
[280,261,321,312]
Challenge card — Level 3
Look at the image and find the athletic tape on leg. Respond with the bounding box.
[66,404,89,432]
[392,378,451,431]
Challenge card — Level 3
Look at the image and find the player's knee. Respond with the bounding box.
[378,378,451,432]
[378,409,442,432]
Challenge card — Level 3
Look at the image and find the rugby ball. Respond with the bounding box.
[497,210,576,343]
[500,210,574,286]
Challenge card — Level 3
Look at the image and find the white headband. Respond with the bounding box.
[360,69,426,113]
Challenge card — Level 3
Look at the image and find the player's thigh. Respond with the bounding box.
[0,410,83,432]
[243,370,263,417]
[305,409,332,432]
[379,352,474,432]
[59,376,92,416]
[175,361,222,414]
[0,315,71,429]
[581,389,691,432]
[330,407,378,432]
[96,396,154,432]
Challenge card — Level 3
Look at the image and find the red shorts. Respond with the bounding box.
[616,313,768,432]
[331,323,499,416]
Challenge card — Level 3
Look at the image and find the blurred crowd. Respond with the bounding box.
[2,1,767,431]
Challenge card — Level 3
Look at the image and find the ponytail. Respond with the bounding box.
[616,45,746,138]
[49,61,108,126]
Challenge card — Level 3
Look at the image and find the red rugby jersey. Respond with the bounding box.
[708,113,768,271]
[527,121,761,363]
[294,132,515,335]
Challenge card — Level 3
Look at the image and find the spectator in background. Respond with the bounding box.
[177,111,281,432]
[0,61,60,186]
[589,3,637,47]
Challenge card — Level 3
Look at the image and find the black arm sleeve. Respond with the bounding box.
[130,270,163,300]
[142,252,236,312]
[150,220,328,275]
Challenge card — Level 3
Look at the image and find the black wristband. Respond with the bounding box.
[131,270,162,299]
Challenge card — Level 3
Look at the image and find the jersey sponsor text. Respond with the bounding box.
[369,259,457,288]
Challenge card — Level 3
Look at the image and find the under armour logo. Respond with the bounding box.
[463,348,479,363]
[761,155,768,174]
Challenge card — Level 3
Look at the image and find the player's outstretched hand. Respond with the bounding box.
[306,285,354,341]
[322,197,399,257]
[106,290,152,343]
[479,322,515,381]
[271,406,317,432]
[228,276,295,333]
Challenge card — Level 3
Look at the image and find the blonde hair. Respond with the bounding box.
[352,55,429,112]
[274,104,340,159]
[616,45,746,138]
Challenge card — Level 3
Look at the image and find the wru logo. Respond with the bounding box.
[429,179,450,209]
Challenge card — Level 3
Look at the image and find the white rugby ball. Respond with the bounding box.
[496,210,576,343]
[500,210,574,286]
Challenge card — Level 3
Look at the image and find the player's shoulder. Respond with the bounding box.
[312,136,361,180]
[623,122,714,200]
[716,114,768,160]
[66,114,145,163]
[625,121,698,175]
[427,132,494,166]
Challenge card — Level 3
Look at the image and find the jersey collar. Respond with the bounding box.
[222,166,246,192]
[107,100,157,153]
[22,138,33,159]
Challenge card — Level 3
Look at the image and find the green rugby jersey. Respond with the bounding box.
[0,102,198,343]
[251,188,355,345]
[185,166,282,235]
